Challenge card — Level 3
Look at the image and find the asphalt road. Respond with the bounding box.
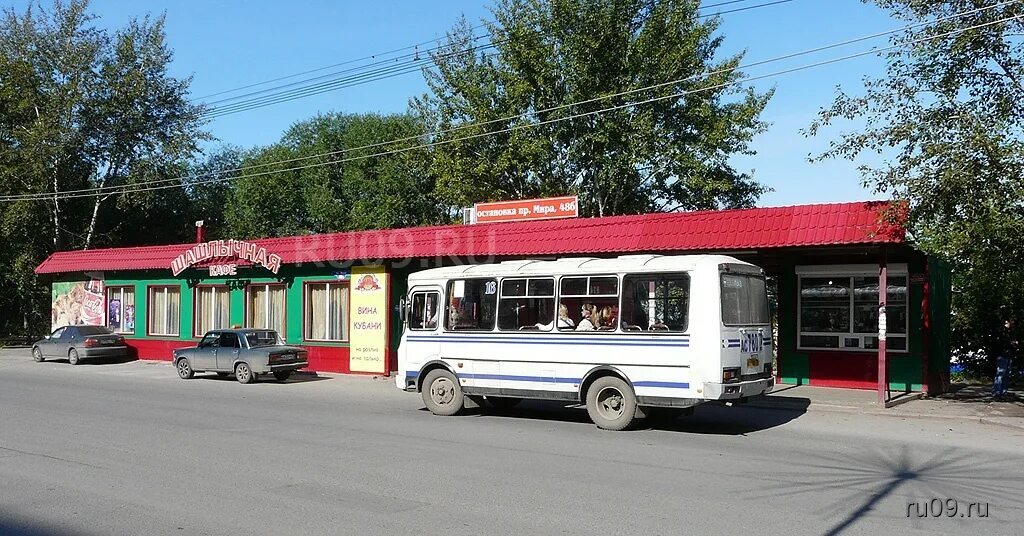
[1,349,1022,536]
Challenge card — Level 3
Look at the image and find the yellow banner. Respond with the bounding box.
[349,266,388,373]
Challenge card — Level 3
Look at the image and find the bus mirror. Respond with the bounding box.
[398,297,409,323]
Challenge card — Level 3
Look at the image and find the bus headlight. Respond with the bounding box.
[723,367,741,383]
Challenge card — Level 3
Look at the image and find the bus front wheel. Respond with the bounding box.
[586,376,637,431]
[422,369,464,416]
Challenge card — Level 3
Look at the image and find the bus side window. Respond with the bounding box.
[409,292,440,330]
[445,279,497,331]
[621,274,690,332]
[559,275,619,332]
[498,278,555,331]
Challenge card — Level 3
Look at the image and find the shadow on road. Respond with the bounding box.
[73,354,139,365]
[199,371,331,384]
[451,397,809,435]
[0,515,85,536]
[747,445,1024,536]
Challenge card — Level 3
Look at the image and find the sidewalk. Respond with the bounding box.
[748,383,1024,431]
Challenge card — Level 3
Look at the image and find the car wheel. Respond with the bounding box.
[32,347,44,362]
[176,358,194,379]
[421,369,464,416]
[68,348,81,366]
[272,370,292,382]
[586,376,637,431]
[235,362,256,384]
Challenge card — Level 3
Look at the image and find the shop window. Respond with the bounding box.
[148,286,180,336]
[194,286,231,337]
[621,274,690,332]
[305,282,349,341]
[498,278,555,331]
[409,291,441,331]
[798,273,907,351]
[247,284,286,336]
[106,286,136,334]
[559,275,619,331]
[445,279,497,331]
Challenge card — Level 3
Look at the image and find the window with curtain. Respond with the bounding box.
[798,274,908,351]
[106,286,135,334]
[148,286,180,336]
[247,284,286,337]
[305,282,349,341]
[194,286,231,337]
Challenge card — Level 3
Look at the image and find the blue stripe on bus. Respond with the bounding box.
[405,371,689,390]
[633,381,690,389]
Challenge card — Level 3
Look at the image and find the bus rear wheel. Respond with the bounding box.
[422,369,464,416]
[586,376,637,431]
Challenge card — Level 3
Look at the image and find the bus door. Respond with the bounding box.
[720,270,772,379]
[405,288,443,369]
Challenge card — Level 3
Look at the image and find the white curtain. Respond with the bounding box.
[308,284,327,340]
[195,287,228,335]
[306,283,347,340]
[150,287,180,336]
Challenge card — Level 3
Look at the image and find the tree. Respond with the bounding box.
[414,0,772,216]
[0,0,206,335]
[224,112,448,239]
[0,0,207,251]
[807,0,1024,375]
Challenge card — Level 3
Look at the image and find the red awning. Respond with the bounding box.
[34,201,904,275]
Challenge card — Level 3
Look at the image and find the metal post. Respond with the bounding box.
[877,252,888,405]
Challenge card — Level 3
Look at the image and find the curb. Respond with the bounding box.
[744,398,1024,431]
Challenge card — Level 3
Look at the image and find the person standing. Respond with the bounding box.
[993,317,1018,398]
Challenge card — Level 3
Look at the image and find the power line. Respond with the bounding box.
[3,2,1017,203]
[194,0,771,104]
[199,0,796,118]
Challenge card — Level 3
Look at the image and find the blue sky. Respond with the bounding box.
[15,0,899,207]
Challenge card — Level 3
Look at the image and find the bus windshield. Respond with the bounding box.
[721,273,769,325]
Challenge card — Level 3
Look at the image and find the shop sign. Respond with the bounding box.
[349,266,388,374]
[171,239,282,276]
[473,195,579,224]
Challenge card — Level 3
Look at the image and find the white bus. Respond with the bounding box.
[395,254,773,430]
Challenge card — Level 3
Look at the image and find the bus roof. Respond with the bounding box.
[407,254,758,282]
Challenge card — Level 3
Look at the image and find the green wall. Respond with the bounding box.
[775,257,950,393]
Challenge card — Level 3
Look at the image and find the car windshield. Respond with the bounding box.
[77,326,113,336]
[245,330,282,347]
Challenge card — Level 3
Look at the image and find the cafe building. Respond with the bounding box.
[34,199,952,396]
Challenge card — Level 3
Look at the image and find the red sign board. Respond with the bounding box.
[473,196,579,224]
[170,239,281,276]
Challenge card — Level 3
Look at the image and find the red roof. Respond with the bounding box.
[34,201,904,275]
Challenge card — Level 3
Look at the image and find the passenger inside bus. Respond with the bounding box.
[576,303,598,331]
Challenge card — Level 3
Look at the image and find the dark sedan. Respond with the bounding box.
[32,326,129,365]
[172,329,308,384]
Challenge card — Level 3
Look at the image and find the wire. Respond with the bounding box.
[194,0,770,103]
[199,0,796,118]
[3,3,1018,202]
[5,1,1012,201]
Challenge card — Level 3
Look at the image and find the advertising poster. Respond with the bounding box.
[349,266,388,374]
[51,280,105,331]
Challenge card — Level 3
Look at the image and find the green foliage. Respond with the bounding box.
[808,0,1024,375]
[223,112,448,238]
[414,0,771,216]
[0,0,206,334]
